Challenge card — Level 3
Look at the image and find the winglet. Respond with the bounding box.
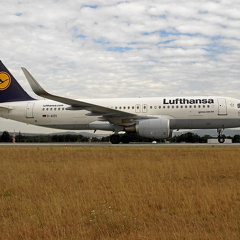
[21,67,49,97]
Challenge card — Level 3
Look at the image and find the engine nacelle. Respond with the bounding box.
[136,118,170,139]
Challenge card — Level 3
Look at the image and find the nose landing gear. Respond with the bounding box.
[217,127,225,143]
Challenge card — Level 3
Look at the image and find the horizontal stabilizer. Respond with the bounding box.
[0,105,13,111]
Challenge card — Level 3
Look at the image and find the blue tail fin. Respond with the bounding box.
[0,61,34,103]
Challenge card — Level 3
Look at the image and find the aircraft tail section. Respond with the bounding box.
[0,61,34,103]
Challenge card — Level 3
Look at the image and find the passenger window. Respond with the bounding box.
[238,103,240,108]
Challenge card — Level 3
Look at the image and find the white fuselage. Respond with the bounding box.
[1,96,240,132]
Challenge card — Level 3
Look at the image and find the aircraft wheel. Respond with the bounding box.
[121,135,130,144]
[110,134,121,144]
[218,136,225,143]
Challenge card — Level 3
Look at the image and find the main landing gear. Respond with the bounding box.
[217,127,225,143]
[109,134,130,144]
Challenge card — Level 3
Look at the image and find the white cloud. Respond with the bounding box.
[1,0,240,133]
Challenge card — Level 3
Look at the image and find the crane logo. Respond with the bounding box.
[0,72,11,90]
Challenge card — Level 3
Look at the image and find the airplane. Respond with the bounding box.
[0,60,240,144]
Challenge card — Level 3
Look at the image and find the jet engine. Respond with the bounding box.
[125,118,170,139]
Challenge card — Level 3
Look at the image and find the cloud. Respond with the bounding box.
[1,0,240,133]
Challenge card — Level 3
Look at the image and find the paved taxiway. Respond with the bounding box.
[1,142,240,147]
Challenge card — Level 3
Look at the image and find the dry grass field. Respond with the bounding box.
[0,146,240,240]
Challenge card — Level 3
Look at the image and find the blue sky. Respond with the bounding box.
[1,0,240,133]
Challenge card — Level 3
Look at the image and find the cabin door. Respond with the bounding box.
[218,98,227,115]
[26,102,35,118]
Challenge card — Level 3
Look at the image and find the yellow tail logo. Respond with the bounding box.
[0,72,11,90]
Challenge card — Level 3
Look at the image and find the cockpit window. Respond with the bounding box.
[238,103,240,108]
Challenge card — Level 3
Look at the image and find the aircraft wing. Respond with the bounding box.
[21,67,146,125]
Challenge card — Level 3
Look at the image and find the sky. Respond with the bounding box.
[1,0,240,133]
